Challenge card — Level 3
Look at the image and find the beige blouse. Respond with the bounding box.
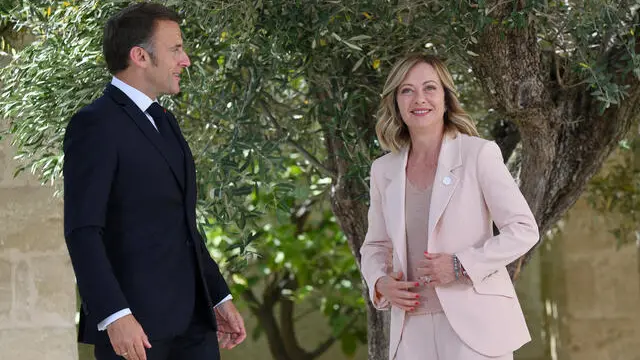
[405,180,443,315]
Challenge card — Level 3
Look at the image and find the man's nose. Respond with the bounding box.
[181,53,191,67]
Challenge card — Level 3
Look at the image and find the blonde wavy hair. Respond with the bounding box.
[375,54,479,152]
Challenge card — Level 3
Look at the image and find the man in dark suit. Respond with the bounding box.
[63,3,246,360]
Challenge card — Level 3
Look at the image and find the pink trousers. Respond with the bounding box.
[394,312,514,360]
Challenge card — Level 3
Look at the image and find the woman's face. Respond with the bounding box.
[396,62,446,133]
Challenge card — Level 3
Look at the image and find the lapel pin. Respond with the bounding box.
[443,176,452,185]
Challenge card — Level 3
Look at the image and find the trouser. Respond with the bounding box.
[96,249,219,360]
[94,318,219,360]
[395,312,513,360]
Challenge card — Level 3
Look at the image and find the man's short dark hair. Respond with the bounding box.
[103,2,181,74]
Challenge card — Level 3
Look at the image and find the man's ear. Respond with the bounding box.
[129,46,150,68]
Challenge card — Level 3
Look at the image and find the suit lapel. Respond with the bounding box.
[105,84,185,192]
[428,134,462,246]
[383,148,409,274]
[166,112,205,256]
[167,111,194,193]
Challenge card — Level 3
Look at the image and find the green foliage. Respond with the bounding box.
[0,0,115,184]
[534,0,639,112]
[2,0,637,189]
[203,163,367,347]
[0,16,14,57]
[195,156,369,357]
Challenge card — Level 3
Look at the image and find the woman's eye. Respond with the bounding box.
[400,88,412,94]
[425,85,436,91]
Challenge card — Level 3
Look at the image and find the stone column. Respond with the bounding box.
[0,136,78,359]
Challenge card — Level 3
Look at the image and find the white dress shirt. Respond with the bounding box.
[97,77,232,331]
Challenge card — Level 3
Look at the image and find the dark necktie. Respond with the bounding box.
[147,102,171,138]
[146,102,186,186]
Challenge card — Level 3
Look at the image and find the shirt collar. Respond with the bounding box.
[110,76,156,112]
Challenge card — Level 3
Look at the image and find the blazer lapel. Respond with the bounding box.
[428,134,462,246]
[167,112,194,194]
[383,148,409,274]
[105,84,185,192]
[169,113,202,253]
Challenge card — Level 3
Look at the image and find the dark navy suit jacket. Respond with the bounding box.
[63,84,229,344]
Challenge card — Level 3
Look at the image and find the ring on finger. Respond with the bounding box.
[422,275,432,284]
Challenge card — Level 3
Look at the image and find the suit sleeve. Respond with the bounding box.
[63,111,129,322]
[198,234,231,305]
[175,106,231,306]
[359,161,392,310]
[455,141,539,284]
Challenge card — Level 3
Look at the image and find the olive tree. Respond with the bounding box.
[1,1,638,359]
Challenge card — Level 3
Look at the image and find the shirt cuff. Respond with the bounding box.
[97,308,132,331]
[213,294,233,308]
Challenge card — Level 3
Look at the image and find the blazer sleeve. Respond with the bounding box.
[63,111,129,322]
[170,108,232,306]
[198,234,231,305]
[455,141,539,285]
[360,160,392,310]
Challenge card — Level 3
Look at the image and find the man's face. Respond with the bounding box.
[144,20,190,98]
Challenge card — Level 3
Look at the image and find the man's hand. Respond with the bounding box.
[106,314,151,360]
[214,301,246,349]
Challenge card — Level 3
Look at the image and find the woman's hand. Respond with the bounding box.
[416,252,456,286]
[374,271,421,311]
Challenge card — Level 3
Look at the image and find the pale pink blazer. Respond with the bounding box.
[360,132,539,359]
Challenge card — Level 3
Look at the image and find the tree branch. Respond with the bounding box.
[309,313,361,359]
[262,272,284,309]
[240,286,262,311]
[291,198,315,236]
[288,139,336,179]
[240,281,293,360]
[293,305,317,322]
[259,100,337,179]
[279,273,310,359]
[490,119,521,161]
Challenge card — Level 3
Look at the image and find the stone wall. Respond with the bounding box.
[559,198,640,360]
[0,136,78,359]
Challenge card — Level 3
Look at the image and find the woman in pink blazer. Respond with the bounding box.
[360,54,539,360]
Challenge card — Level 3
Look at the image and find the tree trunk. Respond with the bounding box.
[469,2,640,276]
[363,296,390,360]
[242,288,293,360]
[325,129,390,360]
